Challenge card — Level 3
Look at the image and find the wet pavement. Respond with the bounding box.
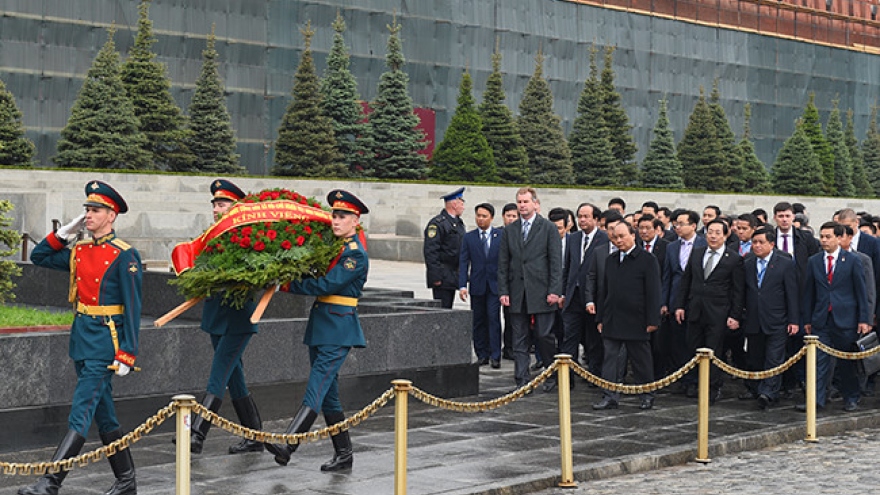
[3,259,880,494]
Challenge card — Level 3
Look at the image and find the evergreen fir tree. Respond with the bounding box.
[366,16,427,180]
[187,26,243,174]
[826,99,855,197]
[273,22,344,177]
[320,12,371,177]
[0,200,21,304]
[0,78,35,167]
[121,0,193,171]
[739,103,772,193]
[709,80,745,191]
[479,45,528,183]
[677,88,723,191]
[430,71,496,182]
[863,106,880,197]
[600,46,638,185]
[54,27,149,169]
[517,50,574,185]
[846,108,873,197]
[569,46,618,186]
[771,120,823,195]
[641,98,684,189]
[801,92,834,194]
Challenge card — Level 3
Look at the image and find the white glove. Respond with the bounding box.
[112,360,131,376]
[56,213,86,242]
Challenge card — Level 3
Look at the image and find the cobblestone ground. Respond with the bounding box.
[538,428,880,495]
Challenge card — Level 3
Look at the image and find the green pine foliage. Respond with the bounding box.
[863,106,880,197]
[801,93,835,194]
[479,47,528,183]
[0,200,21,304]
[772,120,823,195]
[430,72,496,182]
[365,16,428,180]
[273,23,344,178]
[600,47,638,185]
[320,12,371,177]
[641,98,684,189]
[517,50,574,185]
[826,99,855,197]
[0,78,35,167]
[709,81,745,191]
[739,103,772,193]
[569,46,619,186]
[846,108,873,197]
[678,88,723,191]
[121,0,194,171]
[54,27,149,170]
[188,27,243,174]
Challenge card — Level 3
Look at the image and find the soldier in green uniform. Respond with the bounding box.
[23,180,141,495]
[423,187,466,308]
[266,189,369,472]
[186,179,265,455]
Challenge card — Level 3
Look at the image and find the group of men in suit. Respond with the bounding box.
[457,191,880,414]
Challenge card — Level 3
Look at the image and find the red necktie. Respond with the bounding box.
[645,243,651,253]
[826,255,834,284]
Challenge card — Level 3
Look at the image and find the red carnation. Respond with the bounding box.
[257,230,265,238]
[240,237,252,248]
[267,230,277,240]
[299,198,308,205]
[281,240,292,250]
[230,234,239,243]
[270,191,280,200]
[296,235,306,246]
[253,241,266,252]
[304,226,312,234]
[242,226,253,236]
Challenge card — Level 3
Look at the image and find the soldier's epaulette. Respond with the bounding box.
[348,242,359,250]
[74,239,91,247]
[110,239,132,251]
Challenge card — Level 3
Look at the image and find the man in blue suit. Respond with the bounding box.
[800,222,872,412]
[459,203,503,368]
[838,208,880,325]
[267,190,369,471]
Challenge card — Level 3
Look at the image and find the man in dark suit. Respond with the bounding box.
[838,208,880,325]
[459,203,503,368]
[800,222,872,411]
[638,214,670,379]
[560,203,607,370]
[593,222,662,410]
[674,219,745,401]
[741,227,799,409]
[500,203,519,360]
[584,212,624,376]
[661,210,706,394]
[498,187,563,390]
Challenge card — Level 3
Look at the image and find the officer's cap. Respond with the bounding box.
[327,190,369,217]
[441,187,465,202]
[210,179,246,204]
[83,180,128,214]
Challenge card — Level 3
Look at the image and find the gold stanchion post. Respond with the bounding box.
[392,380,412,495]
[695,348,713,463]
[173,394,196,495]
[804,335,818,442]
[555,354,576,488]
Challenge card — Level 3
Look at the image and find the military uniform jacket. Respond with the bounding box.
[423,210,466,289]
[285,237,368,348]
[31,230,142,364]
[201,297,258,336]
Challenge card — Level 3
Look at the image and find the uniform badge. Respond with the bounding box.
[344,258,356,270]
[349,242,358,250]
[90,182,100,190]
[427,225,438,238]
[129,262,138,273]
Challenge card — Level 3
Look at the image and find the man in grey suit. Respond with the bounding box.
[498,187,563,390]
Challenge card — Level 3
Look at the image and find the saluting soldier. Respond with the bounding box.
[186,180,265,455]
[423,187,466,308]
[266,190,369,472]
[23,181,141,495]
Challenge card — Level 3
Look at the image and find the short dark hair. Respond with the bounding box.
[474,203,495,217]
[773,202,794,215]
[548,207,568,223]
[704,205,721,217]
[577,203,600,219]
[608,197,626,210]
[751,208,768,224]
[753,226,776,244]
[601,210,624,224]
[706,218,729,235]
[502,203,517,215]
[676,210,700,226]
[638,214,663,230]
[820,221,845,237]
[736,213,757,228]
[658,206,672,218]
[792,202,806,214]
[641,201,659,213]
[841,224,855,236]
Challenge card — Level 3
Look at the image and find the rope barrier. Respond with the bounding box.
[816,340,880,360]
[571,356,700,394]
[710,345,808,380]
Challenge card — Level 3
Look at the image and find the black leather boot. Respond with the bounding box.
[320,411,353,472]
[265,406,317,466]
[18,430,86,495]
[100,429,136,495]
[228,394,264,454]
[190,393,222,454]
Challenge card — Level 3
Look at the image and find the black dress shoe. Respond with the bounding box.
[478,357,489,366]
[542,380,557,393]
[502,350,514,361]
[795,403,825,412]
[757,394,771,410]
[490,359,501,369]
[709,389,722,404]
[592,397,618,410]
[843,401,859,412]
[531,361,545,371]
[738,391,758,400]
[639,398,654,410]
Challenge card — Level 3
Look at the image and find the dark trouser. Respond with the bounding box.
[502,306,513,356]
[601,338,654,402]
[721,328,747,370]
[432,288,455,309]
[743,330,788,400]
[70,360,119,436]
[561,290,588,364]
[304,345,351,414]
[667,317,692,378]
[782,330,807,391]
[470,293,502,360]
[685,319,725,389]
[815,323,860,406]
[510,311,556,386]
[651,316,671,380]
[207,332,253,399]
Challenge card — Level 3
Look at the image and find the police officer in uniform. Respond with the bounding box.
[423,187,466,308]
[266,190,369,472]
[186,180,265,455]
[23,181,141,495]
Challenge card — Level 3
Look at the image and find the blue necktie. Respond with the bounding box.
[481,230,489,257]
[757,258,767,288]
[522,221,530,241]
